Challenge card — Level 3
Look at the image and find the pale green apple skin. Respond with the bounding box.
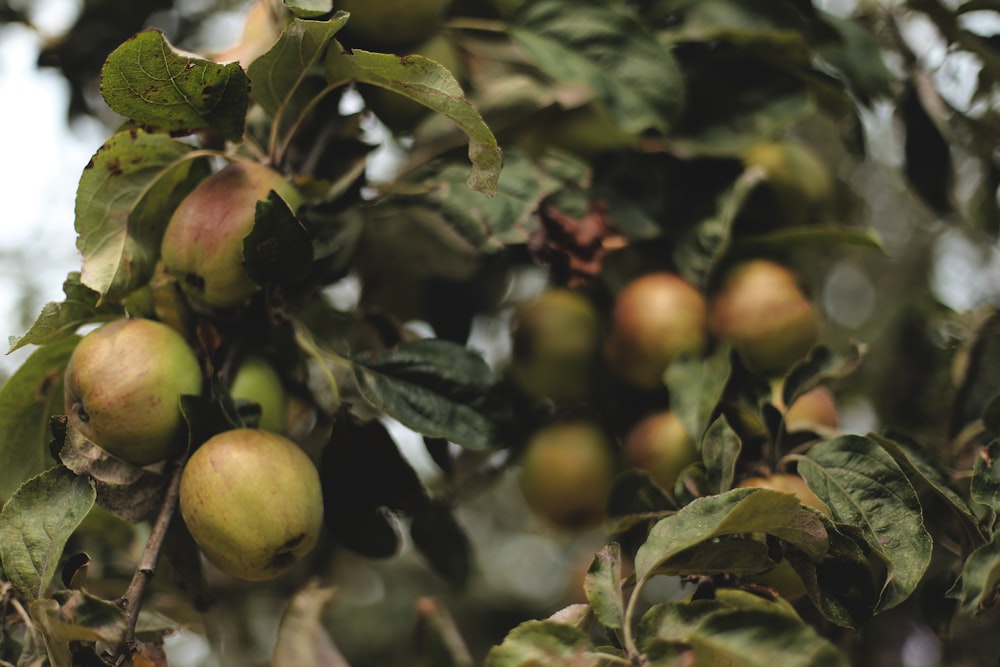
[623,411,699,495]
[179,429,323,581]
[64,318,202,466]
[161,162,301,309]
[230,355,287,433]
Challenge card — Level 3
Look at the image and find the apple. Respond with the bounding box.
[523,103,639,160]
[507,288,600,402]
[737,473,830,516]
[160,161,301,309]
[709,260,819,377]
[362,31,464,134]
[519,420,618,529]
[622,410,699,496]
[179,428,323,581]
[337,0,452,52]
[604,272,709,389]
[744,141,832,226]
[776,385,838,432]
[64,318,202,466]
[230,355,287,433]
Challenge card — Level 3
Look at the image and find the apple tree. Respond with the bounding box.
[1,0,1000,665]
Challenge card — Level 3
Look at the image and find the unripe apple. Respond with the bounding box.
[744,141,832,226]
[519,420,617,529]
[507,288,600,402]
[179,429,323,580]
[604,272,709,389]
[337,0,452,52]
[523,104,639,160]
[64,318,202,466]
[161,162,301,309]
[737,473,830,516]
[622,410,699,495]
[362,31,464,133]
[776,385,838,432]
[230,355,287,433]
[709,260,819,377]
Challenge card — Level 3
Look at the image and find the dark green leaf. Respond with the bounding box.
[818,14,893,105]
[0,466,96,601]
[634,488,828,582]
[665,346,731,443]
[797,435,932,612]
[0,337,78,500]
[606,470,675,534]
[101,29,248,141]
[351,339,497,449]
[780,344,863,411]
[701,415,742,495]
[900,77,953,214]
[811,520,879,629]
[411,501,473,589]
[243,192,314,288]
[8,273,122,353]
[583,543,625,633]
[324,44,502,196]
[74,129,208,302]
[948,530,1000,615]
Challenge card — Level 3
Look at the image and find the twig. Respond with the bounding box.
[113,454,187,664]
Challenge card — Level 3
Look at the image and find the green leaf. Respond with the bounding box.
[665,346,731,443]
[780,344,864,411]
[8,273,122,353]
[324,44,502,196]
[634,488,828,582]
[583,543,626,633]
[248,14,349,119]
[734,225,884,258]
[351,339,497,449]
[510,0,685,134]
[948,530,1000,616]
[284,0,334,19]
[0,466,96,601]
[418,150,589,252]
[485,620,608,667]
[272,581,347,667]
[606,470,675,534]
[74,129,208,303]
[0,337,78,500]
[100,29,248,141]
[811,518,879,629]
[701,415,742,495]
[797,435,932,613]
[971,439,1000,514]
[29,590,129,645]
[243,192,314,288]
[411,501,473,589]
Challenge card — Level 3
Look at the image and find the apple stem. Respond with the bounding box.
[113,453,187,664]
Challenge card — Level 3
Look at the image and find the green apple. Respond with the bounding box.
[709,260,819,377]
[230,355,287,433]
[337,0,452,52]
[744,141,832,226]
[64,318,203,466]
[161,161,301,309]
[604,272,709,389]
[179,428,323,580]
[623,410,699,495]
[507,288,600,402]
[519,420,617,529]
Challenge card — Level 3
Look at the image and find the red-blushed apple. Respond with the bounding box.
[709,260,819,377]
[161,161,301,309]
[519,420,618,529]
[179,429,323,581]
[604,272,709,389]
[777,385,838,432]
[623,410,700,496]
[64,318,202,466]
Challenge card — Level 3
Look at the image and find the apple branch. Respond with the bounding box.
[113,453,186,664]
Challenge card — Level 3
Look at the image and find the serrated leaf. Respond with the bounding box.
[411,501,473,589]
[351,339,497,449]
[485,620,607,667]
[972,440,1000,513]
[273,581,349,667]
[583,543,625,633]
[101,29,248,141]
[0,337,78,500]
[0,467,96,601]
[797,435,932,613]
[324,44,502,196]
[948,530,1000,615]
[249,14,348,118]
[510,0,685,134]
[8,273,122,353]
[74,129,208,302]
[243,192,314,287]
[634,488,828,582]
[686,608,848,667]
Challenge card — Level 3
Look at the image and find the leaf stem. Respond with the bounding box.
[113,453,186,663]
[621,574,647,661]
